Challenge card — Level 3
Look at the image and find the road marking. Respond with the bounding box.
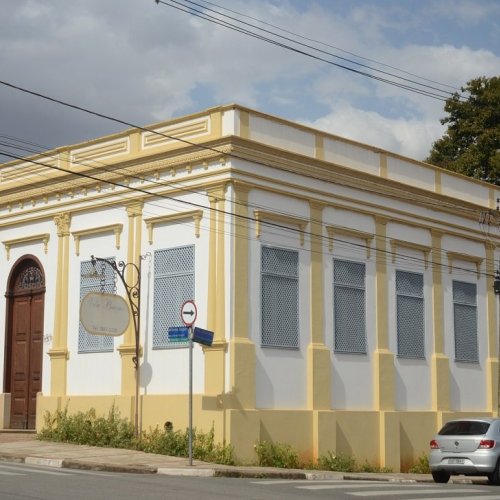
[252,479,383,485]
[0,470,24,476]
[0,463,71,476]
[298,483,431,490]
[349,488,485,496]
[251,478,500,499]
[0,463,117,478]
[413,497,500,500]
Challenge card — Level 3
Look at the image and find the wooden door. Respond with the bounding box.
[6,260,45,430]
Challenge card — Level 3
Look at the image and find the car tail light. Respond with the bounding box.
[479,440,495,449]
[430,439,439,449]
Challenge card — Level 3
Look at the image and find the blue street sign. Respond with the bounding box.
[168,326,189,343]
[192,327,214,347]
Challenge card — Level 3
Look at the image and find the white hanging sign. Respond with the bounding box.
[80,292,130,336]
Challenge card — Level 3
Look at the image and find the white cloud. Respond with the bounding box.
[428,0,500,26]
[304,104,445,160]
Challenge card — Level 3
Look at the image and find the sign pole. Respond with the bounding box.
[188,325,193,466]
[180,300,197,467]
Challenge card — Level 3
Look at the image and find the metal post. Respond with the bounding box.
[188,325,193,466]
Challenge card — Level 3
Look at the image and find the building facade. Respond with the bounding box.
[0,104,499,470]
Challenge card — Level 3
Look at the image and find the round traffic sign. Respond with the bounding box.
[181,300,197,326]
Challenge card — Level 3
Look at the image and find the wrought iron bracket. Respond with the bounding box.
[90,253,150,437]
[90,254,149,368]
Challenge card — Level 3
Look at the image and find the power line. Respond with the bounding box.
[155,0,462,102]
[198,0,462,94]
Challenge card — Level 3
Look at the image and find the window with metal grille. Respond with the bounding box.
[333,259,366,353]
[78,259,115,353]
[261,246,299,348]
[153,245,194,349]
[396,270,425,359]
[453,280,478,363]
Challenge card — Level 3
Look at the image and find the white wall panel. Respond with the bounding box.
[249,116,315,157]
[141,199,210,395]
[327,244,376,410]
[387,157,435,191]
[0,219,58,394]
[388,248,432,410]
[249,191,308,409]
[441,171,489,207]
[67,208,128,395]
[324,138,379,176]
[442,260,487,411]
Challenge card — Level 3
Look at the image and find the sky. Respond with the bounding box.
[0,0,499,164]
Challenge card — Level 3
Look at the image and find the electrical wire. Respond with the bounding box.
[174,0,464,99]
[155,0,462,102]
[198,0,462,93]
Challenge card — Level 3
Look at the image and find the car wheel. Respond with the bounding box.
[488,460,500,485]
[432,470,450,483]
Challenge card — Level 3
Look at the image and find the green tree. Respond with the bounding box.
[426,76,500,184]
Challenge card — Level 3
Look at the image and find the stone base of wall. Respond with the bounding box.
[36,393,494,471]
[0,393,10,429]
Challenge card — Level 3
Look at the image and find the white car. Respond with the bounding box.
[429,418,500,484]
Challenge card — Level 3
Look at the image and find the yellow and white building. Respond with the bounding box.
[0,104,499,470]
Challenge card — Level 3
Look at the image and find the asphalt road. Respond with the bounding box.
[1,462,500,500]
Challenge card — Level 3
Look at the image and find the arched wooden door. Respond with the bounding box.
[4,257,45,429]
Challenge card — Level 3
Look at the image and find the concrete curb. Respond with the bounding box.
[25,457,64,468]
[0,450,453,482]
[158,468,216,477]
[213,469,308,479]
[61,460,158,474]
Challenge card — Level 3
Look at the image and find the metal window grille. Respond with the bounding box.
[261,246,299,348]
[333,259,366,353]
[396,270,425,359]
[153,245,194,348]
[78,259,115,353]
[453,280,478,363]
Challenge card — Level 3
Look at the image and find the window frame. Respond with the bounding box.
[78,257,115,354]
[260,245,299,349]
[395,269,425,359]
[152,244,195,350]
[452,279,478,363]
[333,258,367,354]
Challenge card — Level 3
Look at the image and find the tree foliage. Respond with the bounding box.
[426,76,500,184]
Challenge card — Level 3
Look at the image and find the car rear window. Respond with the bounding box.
[439,421,490,436]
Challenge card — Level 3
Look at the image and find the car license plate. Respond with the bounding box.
[448,458,465,464]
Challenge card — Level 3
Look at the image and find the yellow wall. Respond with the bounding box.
[37,392,496,471]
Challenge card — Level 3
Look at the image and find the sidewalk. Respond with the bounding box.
[0,436,463,483]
